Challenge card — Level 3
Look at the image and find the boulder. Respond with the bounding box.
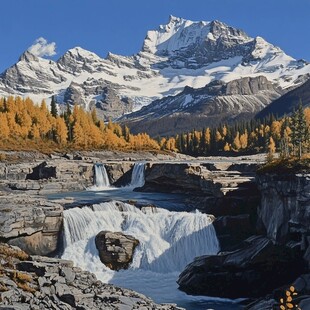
[177,236,305,298]
[95,231,139,270]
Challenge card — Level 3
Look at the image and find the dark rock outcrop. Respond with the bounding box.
[256,173,310,244]
[142,163,222,196]
[26,161,56,180]
[256,76,310,119]
[104,162,133,186]
[0,243,181,310]
[95,231,139,270]
[213,214,255,251]
[177,236,305,298]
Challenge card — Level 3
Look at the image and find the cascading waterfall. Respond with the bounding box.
[93,163,110,189]
[62,201,220,306]
[129,162,145,188]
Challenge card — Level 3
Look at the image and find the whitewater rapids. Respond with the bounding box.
[61,200,220,306]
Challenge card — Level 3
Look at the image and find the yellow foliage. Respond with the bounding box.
[224,142,230,151]
[279,286,301,310]
[0,96,161,152]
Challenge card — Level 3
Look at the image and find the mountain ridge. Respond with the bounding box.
[0,16,309,132]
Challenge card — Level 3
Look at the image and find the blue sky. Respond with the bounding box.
[0,0,310,72]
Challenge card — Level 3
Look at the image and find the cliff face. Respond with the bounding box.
[256,173,310,244]
[0,195,63,256]
[178,170,310,302]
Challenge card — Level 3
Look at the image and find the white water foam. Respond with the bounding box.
[62,201,220,307]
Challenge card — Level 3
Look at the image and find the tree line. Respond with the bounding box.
[0,96,160,151]
[0,96,309,158]
[161,103,310,159]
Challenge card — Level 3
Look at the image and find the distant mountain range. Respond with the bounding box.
[1,16,309,136]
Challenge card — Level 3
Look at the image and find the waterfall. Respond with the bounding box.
[61,201,220,307]
[62,201,219,273]
[93,164,110,188]
[129,162,145,188]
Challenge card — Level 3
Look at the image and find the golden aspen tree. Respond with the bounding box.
[304,107,310,127]
[222,125,227,137]
[73,122,85,147]
[267,137,276,161]
[5,96,15,112]
[98,120,105,132]
[159,138,167,150]
[0,114,10,139]
[233,132,241,151]
[91,108,98,124]
[240,131,248,149]
[30,124,41,140]
[215,130,222,142]
[123,125,130,142]
[205,128,211,145]
[224,142,230,151]
[271,120,282,142]
[166,137,177,151]
[55,117,68,145]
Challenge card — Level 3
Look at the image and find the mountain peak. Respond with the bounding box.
[19,50,39,62]
[64,46,100,59]
[142,16,212,55]
[142,16,253,57]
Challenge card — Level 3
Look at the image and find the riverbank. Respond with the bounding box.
[1,150,309,309]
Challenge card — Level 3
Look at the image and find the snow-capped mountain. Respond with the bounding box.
[121,75,283,136]
[0,16,309,126]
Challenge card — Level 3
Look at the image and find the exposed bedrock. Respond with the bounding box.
[256,173,310,245]
[177,236,306,299]
[95,231,139,270]
[178,170,310,302]
[141,162,258,197]
[0,160,94,194]
[104,162,133,186]
[0,243,181,310]
[0,195,63,256]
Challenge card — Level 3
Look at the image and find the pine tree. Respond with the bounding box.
[291,101,307,159]
[50,96,58,117]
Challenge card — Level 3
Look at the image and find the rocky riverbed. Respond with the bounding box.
[0,243,182,310]
[1,150,309,309]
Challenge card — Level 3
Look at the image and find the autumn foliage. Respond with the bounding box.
[0,96,160,152]
[170,106,310,158]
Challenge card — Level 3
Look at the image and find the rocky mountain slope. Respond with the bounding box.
[256,77,310,119]
[121,75,283,136]
[0,16,309,132]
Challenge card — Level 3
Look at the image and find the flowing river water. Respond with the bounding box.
[48,163,243,310]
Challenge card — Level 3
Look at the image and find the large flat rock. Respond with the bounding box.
[0,194,63,255]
